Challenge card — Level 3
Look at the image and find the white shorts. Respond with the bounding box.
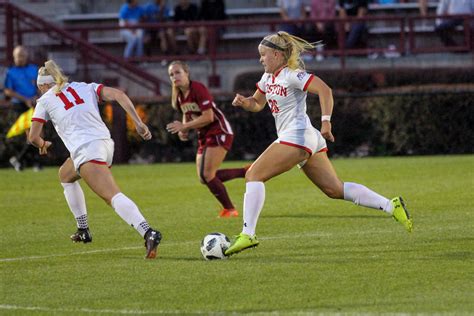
[71,139,114,173]
[274,127,328,168]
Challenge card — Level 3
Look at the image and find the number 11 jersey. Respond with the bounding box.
[32,82,111,153]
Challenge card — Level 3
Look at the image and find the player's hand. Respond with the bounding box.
[136,122,152,140]
[232,94,246,107]
[321,121,335,142]
[166,121,184,134]
[178,131,189,141]
[39,141,52,155]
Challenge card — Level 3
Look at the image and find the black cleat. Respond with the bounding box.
[70,228,92,243]
[144,228,162,259]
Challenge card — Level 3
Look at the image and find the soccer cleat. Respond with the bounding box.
[218,208,239,218]
[224,233,259,256]
[9,156,22,172]
[144,228,162,259]
[391,197,413,233]
[70,228,92,243]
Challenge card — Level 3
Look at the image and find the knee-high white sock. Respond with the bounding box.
[242,182,265,236]
[110,193,150,237]
[61,182,88,229]
[343,182,392,214]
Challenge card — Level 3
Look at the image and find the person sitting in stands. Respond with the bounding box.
[435,0,473,47]
[338,0,369,49]
[119,0,145,58]
[197,0,227,55]
[143,0,177,56]
[174,0,201,54]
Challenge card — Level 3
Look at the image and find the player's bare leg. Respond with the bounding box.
[226,143,309,256]
[303,152,412,232]
[80,162,162,258]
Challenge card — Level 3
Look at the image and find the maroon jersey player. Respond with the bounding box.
[166,60,248,218]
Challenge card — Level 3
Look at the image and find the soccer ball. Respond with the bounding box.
[200,232,231,260]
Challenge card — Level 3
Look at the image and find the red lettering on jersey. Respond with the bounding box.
[57,87,85,110]
[265,84,287,97]
[268,99,280,113]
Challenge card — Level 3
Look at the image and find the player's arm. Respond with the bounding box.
[100,86,151,140]
[232,90,267,112]
[306,76,335,142]
[28,121,51,155]
[167,109,214,134]
[4,88,36,108]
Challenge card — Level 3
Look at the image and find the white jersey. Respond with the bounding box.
[32,82,110,153]
[256,67,315,135]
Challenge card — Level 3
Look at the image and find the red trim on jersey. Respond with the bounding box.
[274,65,287,78]
[89,160,107,165]
[279,141,312,155]
[256,83,265,94]
[303,74,315,91]
[31,118,46,123]
[96,84,104,102]
[317,147,328,153]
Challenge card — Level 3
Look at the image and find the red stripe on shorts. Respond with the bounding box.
[89,160,107,165]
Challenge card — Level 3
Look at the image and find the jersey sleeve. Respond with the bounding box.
[287,69,314,91]
[32,99,50,123]
[90,82,104,103]
[193,82,214,111]
[256,73,268,94]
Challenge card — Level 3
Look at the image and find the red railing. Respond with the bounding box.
[0,2,168,94]
[59,14,473,83]
[2,1,473,90]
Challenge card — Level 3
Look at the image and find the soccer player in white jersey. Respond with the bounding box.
[28,60,161,259]
[225,31,413,256]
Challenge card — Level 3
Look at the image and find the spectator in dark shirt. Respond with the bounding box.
[338,0,369,49]
[4,46,41,171]
[197,0,227,55]
[143,0,177,55]
[174,0,201,54]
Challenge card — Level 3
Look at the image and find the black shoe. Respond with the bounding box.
[70,228,92,243]
[144,228,162,259]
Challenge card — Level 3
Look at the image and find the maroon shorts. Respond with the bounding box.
[197,134,234,154]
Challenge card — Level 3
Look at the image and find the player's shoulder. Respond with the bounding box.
[191,80,208,90]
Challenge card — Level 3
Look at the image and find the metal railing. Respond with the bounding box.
[1,0,473,90]
[0,2,167,94]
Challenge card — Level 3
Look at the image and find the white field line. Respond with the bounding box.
[0,304,420,315]
[0,304,207,315]
[0,230,388,263]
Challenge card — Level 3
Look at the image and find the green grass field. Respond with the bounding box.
[1,155,473,315]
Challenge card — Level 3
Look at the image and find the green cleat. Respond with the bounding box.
[224,233,259,256]
[391,197,413,233]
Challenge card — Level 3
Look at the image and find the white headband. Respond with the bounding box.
[37,75,55,85]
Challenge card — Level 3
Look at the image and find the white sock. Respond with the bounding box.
[242,182,265,236]
[61,182,88,229]
[110,193,150,237]
[343,182,392,214]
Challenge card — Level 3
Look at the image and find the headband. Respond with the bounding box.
[260,39,285,51]
[37,75,55,85]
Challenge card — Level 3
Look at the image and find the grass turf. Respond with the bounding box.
[0,155,473,315]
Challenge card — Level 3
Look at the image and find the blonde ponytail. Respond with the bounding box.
[168,60,190,110]
[261,31,315,70]
[38,60,68,93]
